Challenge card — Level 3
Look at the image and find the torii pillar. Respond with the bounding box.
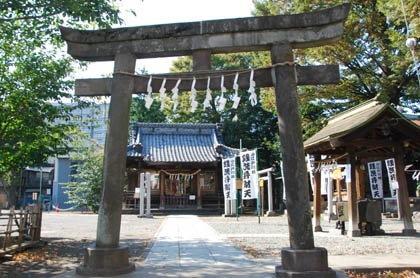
[60,4,350,277]
[76,53,137,276]
[272,45,336,278]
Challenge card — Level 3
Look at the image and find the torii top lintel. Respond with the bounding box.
[60,4,350,61]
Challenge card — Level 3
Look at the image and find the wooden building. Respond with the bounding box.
[304,99,420,236]
[125,123,239,210]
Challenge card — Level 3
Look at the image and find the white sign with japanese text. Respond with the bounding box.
[240,150,258,200]
[385,158,398,198]
[367,161,383,199]
[222,157,237,200]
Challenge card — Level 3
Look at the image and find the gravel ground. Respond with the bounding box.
[1,212,419,277]
[0,212,164,278]
[201,215,420,263]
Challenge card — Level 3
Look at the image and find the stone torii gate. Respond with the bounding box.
[60,4,350,277]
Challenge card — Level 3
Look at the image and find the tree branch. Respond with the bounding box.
[0,11,60,22]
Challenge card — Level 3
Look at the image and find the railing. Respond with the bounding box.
[165,195,196,208]
[0,204,42,257]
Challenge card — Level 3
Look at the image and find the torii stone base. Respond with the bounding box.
[275,248,343,278]
[76,245,135,277]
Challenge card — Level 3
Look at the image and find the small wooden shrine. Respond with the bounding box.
[125,122,239,210]
[304,99,420,236]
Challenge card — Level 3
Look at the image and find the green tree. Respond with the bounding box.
[130,96,167,123]
[65,144,103,212]
[0,1,123,205]
[252,0,420,137]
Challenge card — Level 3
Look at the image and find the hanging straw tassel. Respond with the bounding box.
[248,70,257,106]
[145,76,154,109]
[218,75,227,110]
[171,79,181,112]
[203,76,212,110]
[190,77,198,112]
[232,72,241,109]
[159,78,167,111]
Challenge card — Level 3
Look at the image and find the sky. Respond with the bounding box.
[73,0,255,79]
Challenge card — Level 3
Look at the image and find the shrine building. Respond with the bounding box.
[124,122,239,211]
[304,99,420,235]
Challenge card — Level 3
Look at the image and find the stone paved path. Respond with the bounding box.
[139,215,274,277]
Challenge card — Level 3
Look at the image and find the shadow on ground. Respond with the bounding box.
[0,238,149,278]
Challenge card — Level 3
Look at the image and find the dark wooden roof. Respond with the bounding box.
[304,100,420,162]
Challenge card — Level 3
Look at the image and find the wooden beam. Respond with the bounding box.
[75,65,339,96]
[355,164,365,200]
[60,4,350,61]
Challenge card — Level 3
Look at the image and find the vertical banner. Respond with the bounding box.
[222,157,237,200]
[385,158,399,198]
[367,161,384,199]
[240,150,258,199]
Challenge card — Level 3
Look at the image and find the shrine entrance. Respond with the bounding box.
[163,172,197,208]
[60,4,352,277]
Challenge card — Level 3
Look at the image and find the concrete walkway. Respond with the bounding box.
[55,215,275,278]
[137,215,275,277]
[54,215,420,278]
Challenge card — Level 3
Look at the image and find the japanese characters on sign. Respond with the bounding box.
[367,161,383,199]
[222,157,237,200]
[240,150,259,200]
[385,158,399,198]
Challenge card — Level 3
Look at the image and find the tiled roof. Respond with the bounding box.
[127,123,238,163]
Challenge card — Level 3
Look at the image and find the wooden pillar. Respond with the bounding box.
[313,155,322,232]
[355,164,365,200]
[336,179,342,201]
[197,174,202,209]
[271,44,314,249]
[395,145,416,234]
[159,172,165,209]
[348,156,361,237]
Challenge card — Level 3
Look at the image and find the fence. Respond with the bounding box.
[0,203,42,257]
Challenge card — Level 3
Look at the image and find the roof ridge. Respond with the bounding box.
[130,122,218,129]
[329,99,384,125]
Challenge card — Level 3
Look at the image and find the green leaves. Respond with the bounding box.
[0,1,122,180]
[64,146,103,212]
[251,0,420,141]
